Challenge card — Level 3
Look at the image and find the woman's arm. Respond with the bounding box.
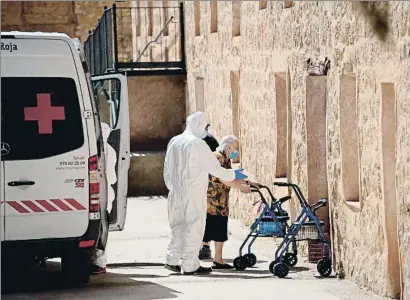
[220,179,242,188]
[220,179,251,193]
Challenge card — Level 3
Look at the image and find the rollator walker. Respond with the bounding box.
[233,181,332,279]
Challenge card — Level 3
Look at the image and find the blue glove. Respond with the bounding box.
[235,169,248,180]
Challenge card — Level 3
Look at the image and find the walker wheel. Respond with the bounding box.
[268,260,276,274]
[317,258,332,277]
[284,252,298,267]
[233,256,247,271]
[244,253,257,267]
[273,262,289,278]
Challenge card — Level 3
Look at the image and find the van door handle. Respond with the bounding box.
[8,181,35,187]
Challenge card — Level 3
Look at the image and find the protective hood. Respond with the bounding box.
[185,111,208,138]
[101,122,111,143]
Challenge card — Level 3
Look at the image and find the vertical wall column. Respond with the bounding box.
[274,72,291,212]
[275,72,288,178]
[381,83,401,299]
[339,75,360,204]
[194,78,205,112]
[230,71,241,164]
[306,76,330,261]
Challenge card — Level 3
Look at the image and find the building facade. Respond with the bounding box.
[182,1,409,299]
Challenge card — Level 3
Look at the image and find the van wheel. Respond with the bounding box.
[61,251,92,285]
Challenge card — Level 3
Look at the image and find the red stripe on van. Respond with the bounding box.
[22,200,44,212]
[7,201,30,213]
[36,200,58,212]
[65,198,86,210]
[50,199,72,211]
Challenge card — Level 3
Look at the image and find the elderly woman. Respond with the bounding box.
[198,135,251,269]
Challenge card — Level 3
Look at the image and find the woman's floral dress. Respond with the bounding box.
[206,151,231,217]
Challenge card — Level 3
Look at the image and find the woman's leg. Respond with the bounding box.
[199,214,213,260]
[214,242,225,264]
[212,216,231,268]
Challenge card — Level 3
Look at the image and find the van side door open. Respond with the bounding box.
[91,74,130,231]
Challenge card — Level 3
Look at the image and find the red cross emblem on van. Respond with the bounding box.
[24,93,65,134]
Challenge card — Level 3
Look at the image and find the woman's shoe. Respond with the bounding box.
[212,261,233,269]
[198,246,212,260]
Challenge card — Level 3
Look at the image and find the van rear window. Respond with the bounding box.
[1,77,85,161]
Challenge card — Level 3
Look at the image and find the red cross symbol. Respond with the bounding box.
[24,93,65,134]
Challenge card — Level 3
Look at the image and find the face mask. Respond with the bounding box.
[229,150,239,160]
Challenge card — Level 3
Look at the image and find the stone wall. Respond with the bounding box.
[128,153,168,196]
[1,1,77,36]
[1,1,135,43]
[183,1,410,299]
[127,75,185,197]
[128,75,186,152]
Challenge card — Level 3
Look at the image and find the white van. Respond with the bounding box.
[0,32,130,284]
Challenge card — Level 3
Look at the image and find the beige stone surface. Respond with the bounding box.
[127,75,185,152]
[1,1,23,26]
[306,76,329,233]
[128,153,167,197]
[1,1,77,37]
[183,1,410,299]
[1,1,135,43]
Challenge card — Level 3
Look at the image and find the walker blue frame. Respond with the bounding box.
[233,183,298,271]
[269,181,332,278]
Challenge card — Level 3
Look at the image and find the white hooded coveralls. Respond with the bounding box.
[93,122,118,268]
[164,112,236,272]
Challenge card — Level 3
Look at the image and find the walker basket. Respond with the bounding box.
[295,221,324,240]
[258,217,286,236]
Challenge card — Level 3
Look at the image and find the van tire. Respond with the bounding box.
[61,250,92,285]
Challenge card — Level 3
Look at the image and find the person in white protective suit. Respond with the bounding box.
[91,122,117,275]
[164,111,248,275]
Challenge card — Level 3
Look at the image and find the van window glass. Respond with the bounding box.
[1,77,85,161]
[84,71,103,158]
[93,78,121,129]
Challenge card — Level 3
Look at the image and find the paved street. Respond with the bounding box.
[2,197,390,300]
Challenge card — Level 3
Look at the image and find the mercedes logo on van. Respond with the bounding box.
[1,142,10,156]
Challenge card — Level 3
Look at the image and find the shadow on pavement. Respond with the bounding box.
[107,262,165,268]
[223,258,268,264]
[313,275,337,279]
[290,266,311,272]
[1,261,180,300]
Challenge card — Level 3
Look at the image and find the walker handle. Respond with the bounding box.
[248,181,261,189]
[274,182,291,187]
[278,196,292,204]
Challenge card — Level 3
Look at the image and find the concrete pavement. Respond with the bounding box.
[1,197,390,300]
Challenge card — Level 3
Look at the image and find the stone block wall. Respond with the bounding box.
[183,1,410,299]
[128,75,186,152]
[1,1,77,36]
[126,75,185,197]
[128,153,168,196]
